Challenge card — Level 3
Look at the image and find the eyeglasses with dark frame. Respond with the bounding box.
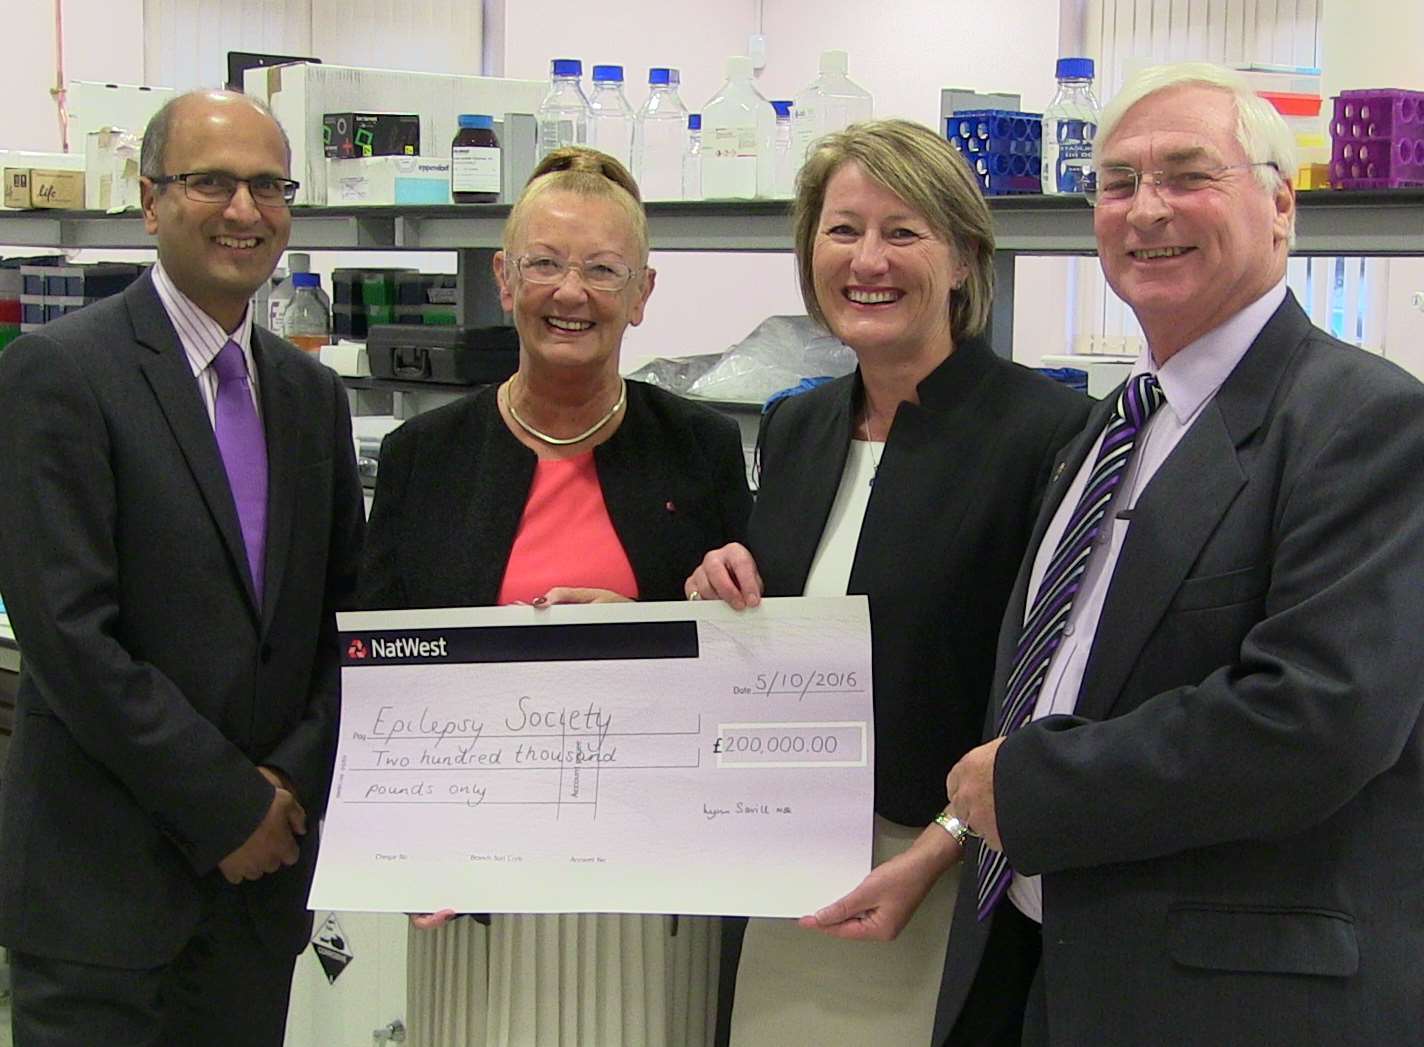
[513,254,642,293]
[1083,161,1279,207]
[150,171,301,207]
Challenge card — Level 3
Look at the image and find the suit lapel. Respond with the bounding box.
[254,330,297,633]
[775,378,857,593]
[985,398,1110,731]
[1074,294,1313,721]
[130,276,260,619]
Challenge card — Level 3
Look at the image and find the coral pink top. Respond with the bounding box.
[496,452,639,606]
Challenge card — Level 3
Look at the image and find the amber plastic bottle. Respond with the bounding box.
[452,114,501,203]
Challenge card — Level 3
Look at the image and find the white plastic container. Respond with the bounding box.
[682,114,703,201]
[588,64,636,171]
[536,58,591,160]
[634,67,690,201]
[1041,57,1100,195]
[791,50,873,165]
[701,56,776,200]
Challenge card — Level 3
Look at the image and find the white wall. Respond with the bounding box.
[3,0,144,152]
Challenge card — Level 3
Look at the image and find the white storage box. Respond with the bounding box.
[67,81,175,148]
[244,63,544,205]
[327,156,452,205]
[85,128,143,213]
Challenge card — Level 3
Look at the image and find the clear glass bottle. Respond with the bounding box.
[282,272,331,353]
[588,64,636,171]
[634,67,690,201]
[536,58,590,160]
[771,100,795,198]
[1041,57,1100,195]
[791,50,873,166]
[682,113,703,201]
[701,55,775,200]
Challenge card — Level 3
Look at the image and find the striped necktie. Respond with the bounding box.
[976,372,1166,920]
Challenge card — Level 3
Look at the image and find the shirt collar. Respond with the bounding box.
[1135,279,1287,424]
[150,259,254,374]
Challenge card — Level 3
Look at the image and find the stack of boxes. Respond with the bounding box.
[0,268,20,354]
[1329,89,1424,190]
[394,273,458,326]
[945,110,1043,196]
[331,268,413,339]
[18,263,145,333]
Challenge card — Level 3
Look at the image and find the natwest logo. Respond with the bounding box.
[370,636,449,659]
[346,638,368,659]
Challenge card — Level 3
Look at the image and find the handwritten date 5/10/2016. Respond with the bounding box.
[735,670,862,701]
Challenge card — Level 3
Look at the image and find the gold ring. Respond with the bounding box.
[688,589,702,601]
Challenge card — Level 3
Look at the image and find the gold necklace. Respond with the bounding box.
[505,376,627,446]
[861,411,885,487]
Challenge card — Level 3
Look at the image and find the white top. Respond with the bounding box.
[803,440,882,597]
[150,260,260,426]
[1007,279,1287,922]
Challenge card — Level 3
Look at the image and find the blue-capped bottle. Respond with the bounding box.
[588,64,636,171]
[536,58,590,160]
[634,67,690,201]
[682,114,703,201]
[1041,57,1100,194]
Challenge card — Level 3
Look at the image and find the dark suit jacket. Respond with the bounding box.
[935,294,1424,1046]
[359,379,751,609]
[0,272,365,969]
[747,338,1090,824]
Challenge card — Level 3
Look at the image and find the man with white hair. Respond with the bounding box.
[914,62,1424,1044]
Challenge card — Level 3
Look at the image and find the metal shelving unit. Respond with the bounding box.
[4,191,1422,253]
[5,190,1423,357]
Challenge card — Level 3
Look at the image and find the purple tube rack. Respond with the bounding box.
[1329,89,1424,190]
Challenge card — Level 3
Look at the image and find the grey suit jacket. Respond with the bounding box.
[935,293,1424,1046]
[0,272,365,968]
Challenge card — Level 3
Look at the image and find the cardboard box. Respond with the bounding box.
[84,128,143,213]
[322,112,420,158]
[244,62,545,204]
[0,151,85,210]
[67,81,175,147]
[327,156,451,205]
[4,169,85,209]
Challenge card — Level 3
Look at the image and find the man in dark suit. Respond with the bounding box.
[0,90,364,1046]
[930,62,1424,1046]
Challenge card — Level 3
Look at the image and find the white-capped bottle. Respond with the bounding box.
[701,55,775,200]
[1041,57,1100,194]
[536,58,590,160]
[267,252,312,334]
[588,64,636,171]
[771,100,795,198]
[682,114,703,201]
[791,50,873,164]
[634,67,690,201]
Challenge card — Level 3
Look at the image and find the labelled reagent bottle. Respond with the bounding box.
[536,58,590,160]
[1041,57,1100,194]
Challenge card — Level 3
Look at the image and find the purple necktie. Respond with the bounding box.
[976,372,1166,920]
[212,339,268,603]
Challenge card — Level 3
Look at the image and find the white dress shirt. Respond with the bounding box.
[1007,280,1287,922]
[150,260,260,426]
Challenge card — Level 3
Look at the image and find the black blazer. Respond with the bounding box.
[359,379,752,609]
[747,337,1090,824]
[0,272,366,967]
[936,295,1424,1046]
